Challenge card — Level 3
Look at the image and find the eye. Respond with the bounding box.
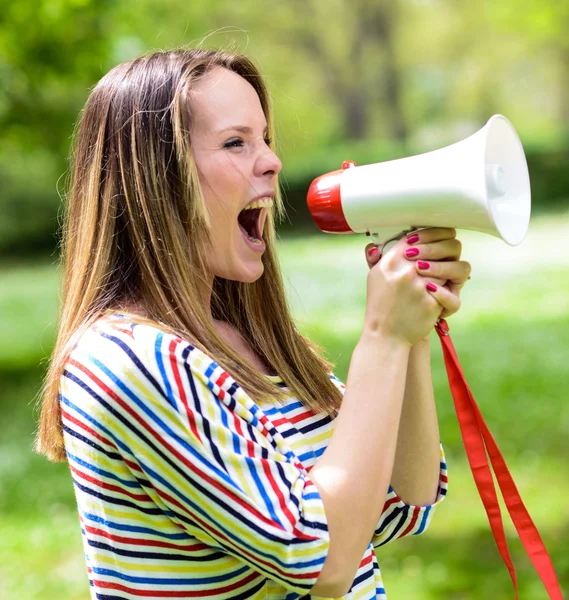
[264,137,272,146]
[223,138,244,148]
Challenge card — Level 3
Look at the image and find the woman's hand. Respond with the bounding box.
[365,227,471,320]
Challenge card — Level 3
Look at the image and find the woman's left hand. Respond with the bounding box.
[365,227,471,320]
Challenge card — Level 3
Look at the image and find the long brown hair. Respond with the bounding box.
[36,47,343,462]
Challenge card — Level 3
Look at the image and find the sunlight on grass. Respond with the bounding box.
[277,209,569,332]
[0,259,60,368]
[1,210,568,599]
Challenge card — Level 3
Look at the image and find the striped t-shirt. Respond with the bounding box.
[60,311,448,600]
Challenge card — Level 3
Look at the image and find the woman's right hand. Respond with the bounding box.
[362,235,446,347]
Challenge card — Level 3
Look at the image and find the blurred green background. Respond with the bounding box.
[0,0,568,598]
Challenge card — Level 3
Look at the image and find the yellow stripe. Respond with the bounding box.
[91,552,239,574]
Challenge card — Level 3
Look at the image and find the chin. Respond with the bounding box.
[237,262,264,283]
[217,260,264,284]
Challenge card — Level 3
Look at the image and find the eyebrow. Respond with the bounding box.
[217,125,269,135]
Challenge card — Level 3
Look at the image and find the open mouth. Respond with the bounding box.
[238,207,262,242]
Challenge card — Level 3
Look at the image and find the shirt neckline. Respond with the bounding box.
[104,309,284,383]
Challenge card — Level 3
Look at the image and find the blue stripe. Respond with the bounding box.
[244,454,284,529]
[414,505,431,535]
[99,333,166,398]
[279,401,303,414]
[91,564,251,585]
[66,451,142,489]
[80,510,189,540]
[155,331,176,409]
[60,390,135,459]
[204,361,219,379]
[65,381,279,542]
[138,459,326,569]
[86,356,239,492]
[65,379,293,544]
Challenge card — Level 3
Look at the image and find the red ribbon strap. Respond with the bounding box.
[434,318,562,599]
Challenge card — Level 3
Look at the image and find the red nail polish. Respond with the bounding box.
[417,261,430,270]
[369,247,378,257]
[405,247,420,258]
[426,282,437,292]
[406,234,419,245]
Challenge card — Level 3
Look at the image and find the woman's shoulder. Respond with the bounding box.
[67,309,214,378]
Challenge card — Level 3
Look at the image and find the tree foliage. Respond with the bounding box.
[0,0,567,253]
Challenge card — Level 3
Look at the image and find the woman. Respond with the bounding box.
[37,48,470,599]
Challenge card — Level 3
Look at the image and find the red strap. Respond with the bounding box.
[434,318,563,599]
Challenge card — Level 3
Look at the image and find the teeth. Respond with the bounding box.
[242,197,274,210]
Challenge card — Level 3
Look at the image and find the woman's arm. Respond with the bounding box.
[389,335,441,506]
[364,227,470,507]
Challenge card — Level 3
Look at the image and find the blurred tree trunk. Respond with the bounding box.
[365,1,407,142]
[560,47,569,123]
[283,0,407,143]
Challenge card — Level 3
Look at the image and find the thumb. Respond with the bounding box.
[365,243,382,269]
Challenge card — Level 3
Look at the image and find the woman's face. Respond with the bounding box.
[189,66,282,284]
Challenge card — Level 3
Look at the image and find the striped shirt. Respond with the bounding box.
[60,311,448,600]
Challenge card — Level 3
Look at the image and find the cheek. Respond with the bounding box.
[201,162,245,209]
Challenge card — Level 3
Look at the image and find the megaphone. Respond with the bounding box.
[306,116,564,597]
[307,114,531,253]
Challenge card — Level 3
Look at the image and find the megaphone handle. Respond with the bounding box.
[371,227,422,254]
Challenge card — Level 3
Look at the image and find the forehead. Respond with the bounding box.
[189,66,266,134]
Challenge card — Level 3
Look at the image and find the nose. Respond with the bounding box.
[256,143,282,178]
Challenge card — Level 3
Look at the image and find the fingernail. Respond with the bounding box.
[406,234,419,245]
[405,247,420,258]
[369,246,379,257]
[417,261,430,270]
[426,283,437,292]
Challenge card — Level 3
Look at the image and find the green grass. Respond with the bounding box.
[1,211,568,599]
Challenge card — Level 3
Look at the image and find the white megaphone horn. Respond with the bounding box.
[307,114,531,253]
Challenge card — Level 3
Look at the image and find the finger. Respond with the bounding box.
[405,238,462,262]
[425,281,461,319]
[365,243,382,269]
[406,227,457,245]
[415,260,471,284]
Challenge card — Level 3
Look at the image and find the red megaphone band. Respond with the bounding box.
[307,161,357,233]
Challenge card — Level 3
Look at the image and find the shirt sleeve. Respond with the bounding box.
[72,325,331,596]
[328,374,448,549]
[371,444,448,548]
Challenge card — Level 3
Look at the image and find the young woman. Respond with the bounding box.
[37,48,470,600]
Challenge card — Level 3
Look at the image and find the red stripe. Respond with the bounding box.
[211,369,228,402]
[84,524,203,551]
[124,457,144,473]
[168,339,201,444]
[68,359,319,542]
[259,457,297,530]
[382,496,401,512]
[92,571,262,597]
[154,484,323,584]
[250,410,275,440]
[215,371,229,389]
[69,464,152,502]
[230,409,257,459]
[289,411,315,425]
[400,505,421,538]
[357,550,373,570]
[226,401,307,532]
[61,407,115,449]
